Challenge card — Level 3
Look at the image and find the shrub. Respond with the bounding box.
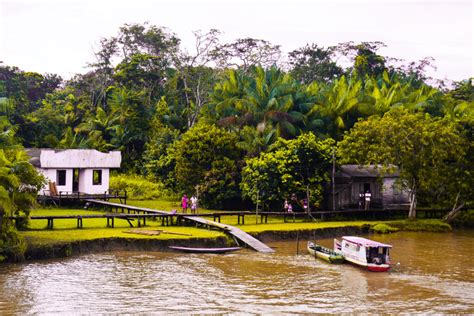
[109,174,176,200]
[0,223,27,262]
[390,219,452,232]
[370,223,399,234]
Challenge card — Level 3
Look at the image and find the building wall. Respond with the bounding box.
[38,168,110,195]
[38,168,73,195]
[350,178,383,206]
[331,177,409,209]
[79,168,110,194]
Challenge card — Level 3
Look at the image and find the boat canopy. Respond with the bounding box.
[342,236,392,248]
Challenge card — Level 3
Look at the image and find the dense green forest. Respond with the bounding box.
[0,23,473,227]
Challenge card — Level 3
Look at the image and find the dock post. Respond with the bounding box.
[296,231,300,255]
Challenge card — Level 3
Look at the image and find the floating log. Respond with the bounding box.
[123,229,193,236]
[168,246,242,253]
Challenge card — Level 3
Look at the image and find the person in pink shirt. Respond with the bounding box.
[181,194,188,213]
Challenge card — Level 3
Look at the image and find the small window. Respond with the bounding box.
[57,170,66,186]
[93,170,102,185]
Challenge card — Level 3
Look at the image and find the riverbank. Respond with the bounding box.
[19,218,453,261]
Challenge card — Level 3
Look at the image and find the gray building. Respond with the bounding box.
[328,165,410,210]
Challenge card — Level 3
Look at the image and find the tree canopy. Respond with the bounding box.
[337,108,470,218]
[0,22,472,215]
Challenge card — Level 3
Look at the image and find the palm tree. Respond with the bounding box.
[308,75,363,140]
[77,107,120,151]
[207,67,313,156]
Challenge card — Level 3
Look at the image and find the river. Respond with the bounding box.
[0,231,473,314]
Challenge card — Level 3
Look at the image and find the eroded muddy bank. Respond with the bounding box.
[24,225,370,261]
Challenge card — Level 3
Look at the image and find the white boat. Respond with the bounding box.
[334,236,392,272]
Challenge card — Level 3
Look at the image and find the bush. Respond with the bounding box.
[450,209,474,228]
[390,219,452,232]
[370,223,399,234]
[109,174,176,200]
[0,222,27,262]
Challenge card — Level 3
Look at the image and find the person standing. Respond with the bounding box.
[364,190,371,210]
[190,195,198,214]
[181,194,188,213]
[359,192,365,209]
[287,200,293,213]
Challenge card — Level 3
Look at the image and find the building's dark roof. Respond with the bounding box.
[25,148,42,167]
[338,164,399,178]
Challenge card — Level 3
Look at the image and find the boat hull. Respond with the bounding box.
[308,242,345,264]
[343,256,391,272]
[367,264,391,272]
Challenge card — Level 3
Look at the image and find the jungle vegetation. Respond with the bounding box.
[0,23,472,250]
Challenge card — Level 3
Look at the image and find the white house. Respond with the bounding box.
[27,149,121,195]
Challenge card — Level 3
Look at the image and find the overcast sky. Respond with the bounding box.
[1,0,472,81]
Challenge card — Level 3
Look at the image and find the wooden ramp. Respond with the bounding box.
[86,199,274,253]
[85,199,170,214]
[184,216,274,253]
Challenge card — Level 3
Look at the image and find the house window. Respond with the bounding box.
[93,170,102,185]
[57,170,66,186]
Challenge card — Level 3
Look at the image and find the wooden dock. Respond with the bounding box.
[85,199,274,253]
[181,216,274,253]
[85,199,169,215]
[38,191,127,206]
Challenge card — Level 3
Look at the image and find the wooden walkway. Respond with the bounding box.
[85,199,169,215]
[183,216,275,253]
[86,199,274,253]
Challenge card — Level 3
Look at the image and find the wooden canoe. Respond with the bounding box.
[168,246,241,254]
[307,241,345,264]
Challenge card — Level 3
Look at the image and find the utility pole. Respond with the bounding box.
[255,190,259,224]
[332,146,336,212]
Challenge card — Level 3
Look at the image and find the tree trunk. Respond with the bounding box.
[332,146,336,212]
[443,192,464,223]
[408,184,417,219]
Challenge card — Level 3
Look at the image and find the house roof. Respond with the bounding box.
[26,148,42,167]
[26,149,121,169]
[343,236,392,248]
[338,164,399,178]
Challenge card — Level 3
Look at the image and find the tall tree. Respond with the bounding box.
[211,38,281,71]
[307,75,363,140]
[241,133,333,210]
[336,41,387,78]
[171,123,242,208]
[172,29,221,128]
[0,114,44,262]
[288,44,343,84]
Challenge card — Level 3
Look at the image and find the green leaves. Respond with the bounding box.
[170,123,242,208]
[338,108,470,217]
[241,133,334,210]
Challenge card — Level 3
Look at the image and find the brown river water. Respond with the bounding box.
[0,231,473,314]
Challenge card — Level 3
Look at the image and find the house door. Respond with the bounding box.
[72,169,79,192]
[363,183,371,193]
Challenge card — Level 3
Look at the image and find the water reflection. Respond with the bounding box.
[0,231,473,314]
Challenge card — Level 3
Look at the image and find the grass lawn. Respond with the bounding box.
[23,206,226,246]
